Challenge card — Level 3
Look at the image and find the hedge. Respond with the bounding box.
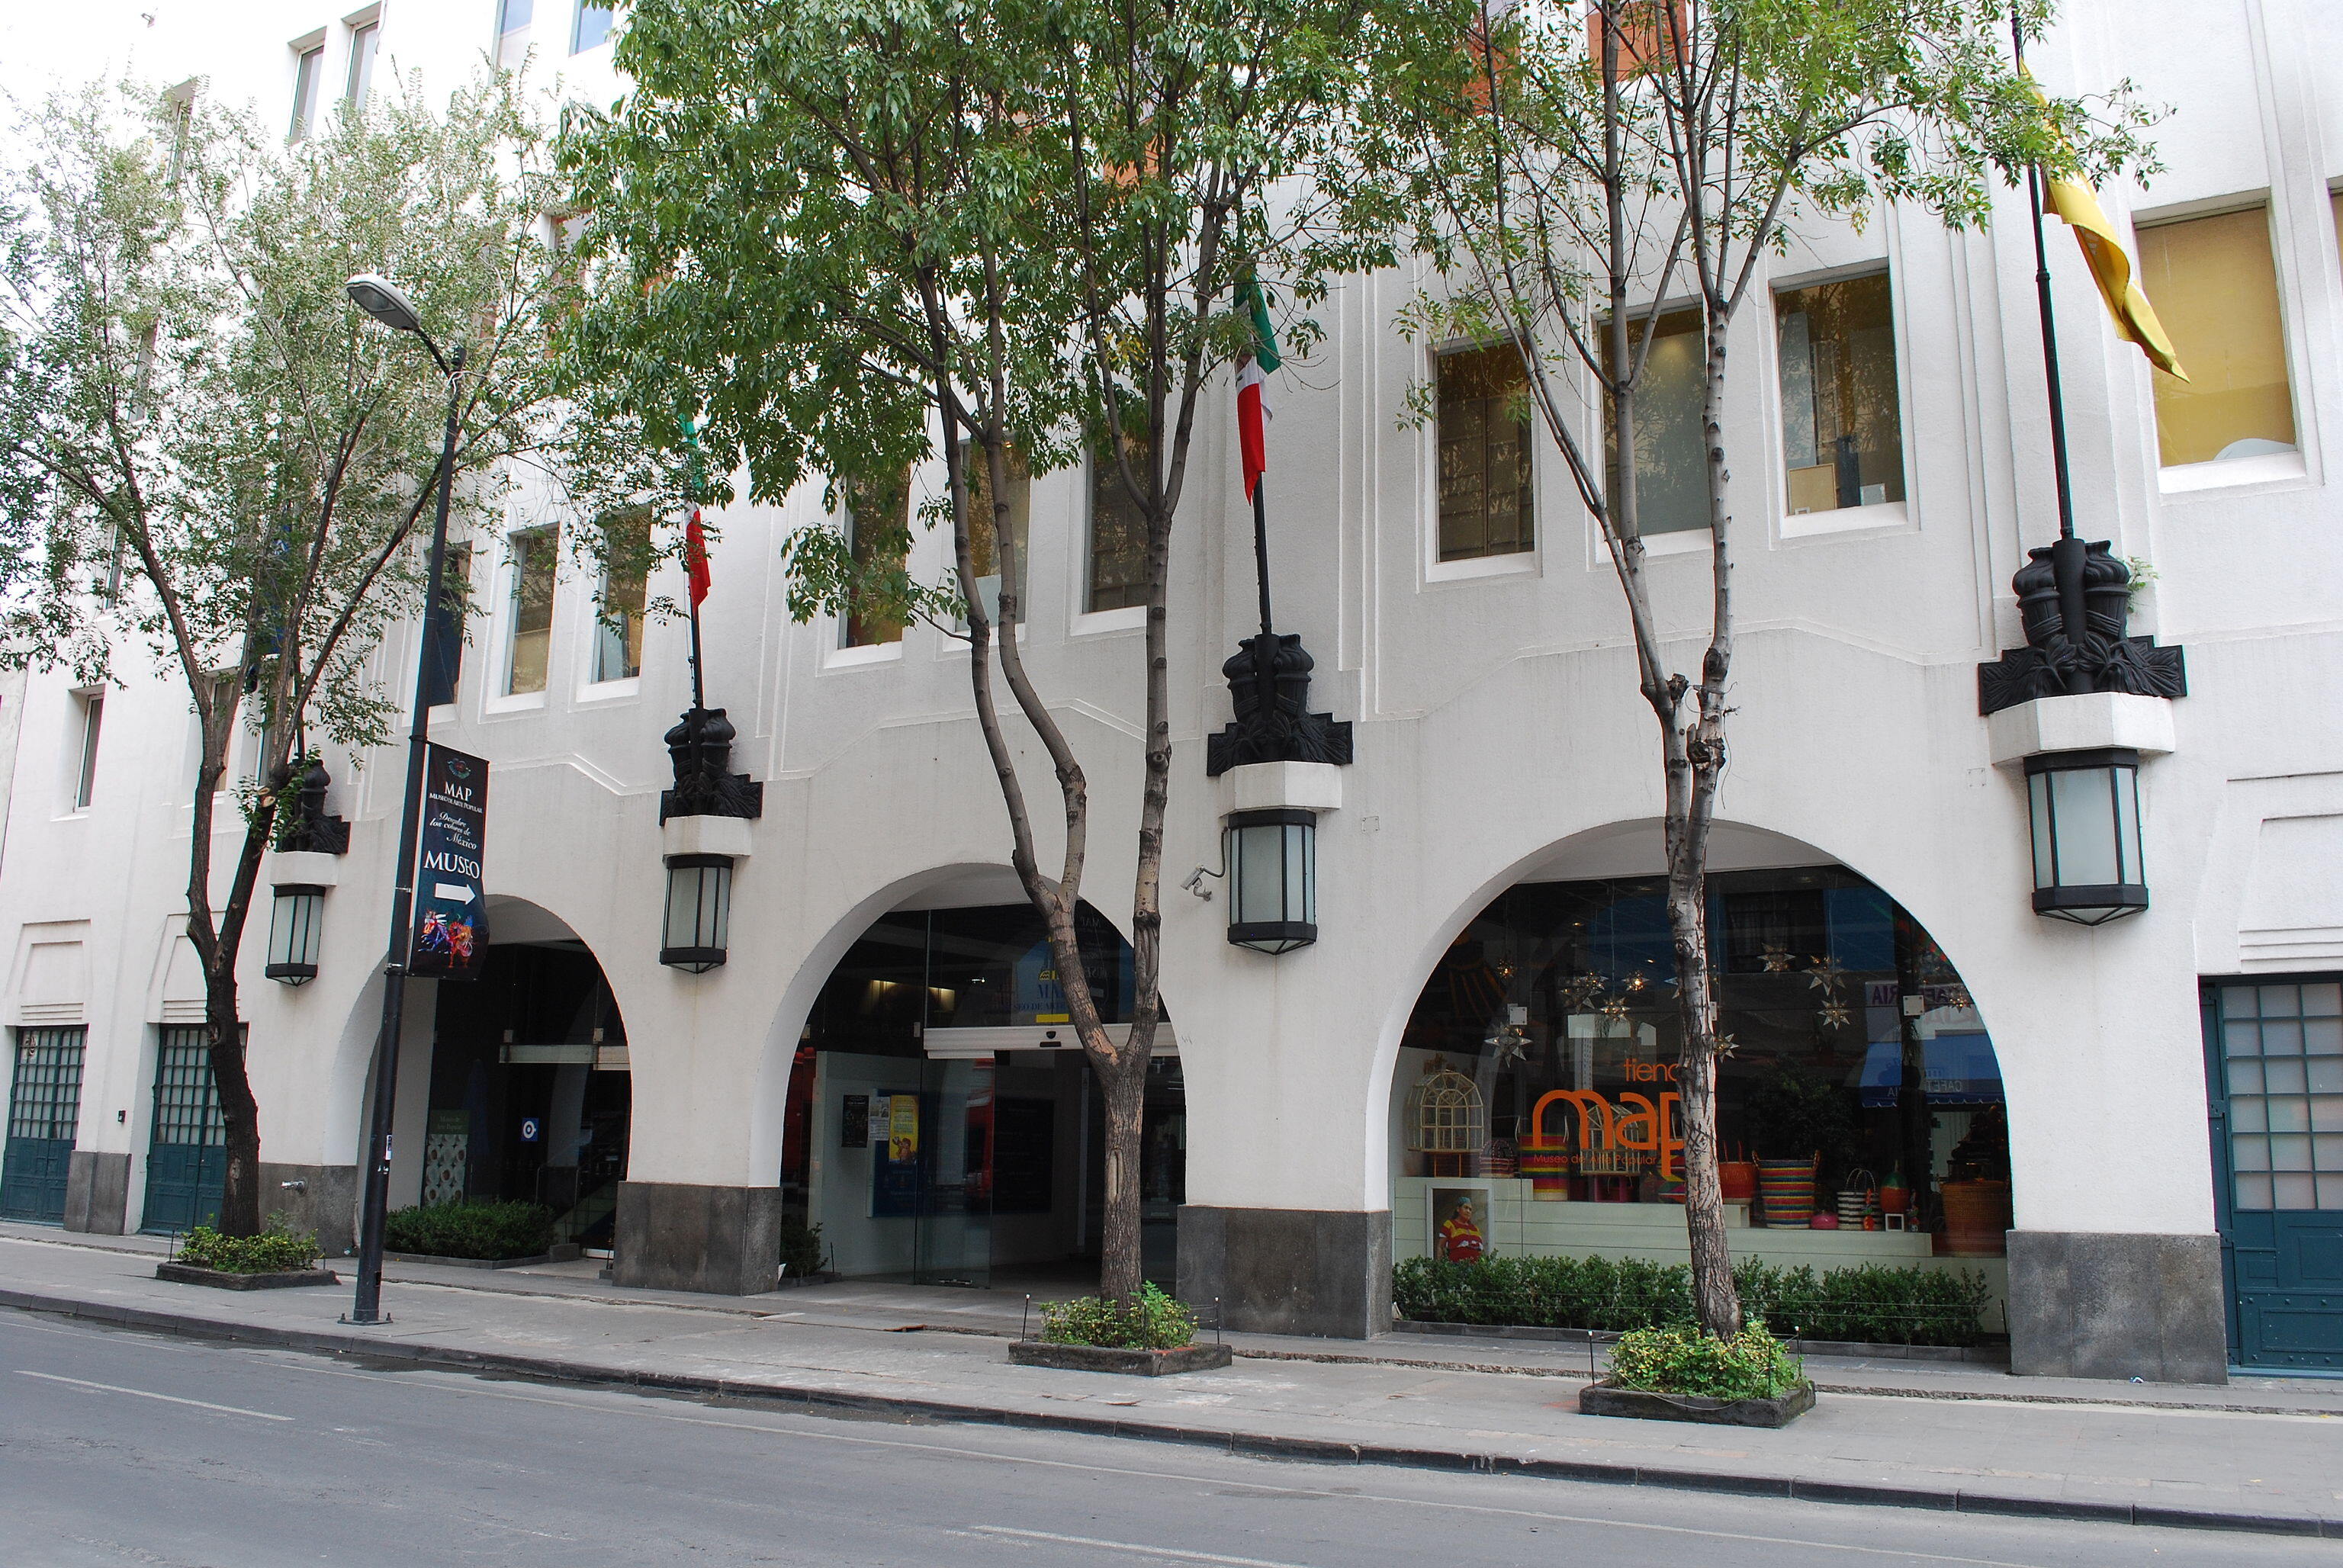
[384,1199,557,1261]
[176,1220,320,1274]
[1393,1254,1994,1347]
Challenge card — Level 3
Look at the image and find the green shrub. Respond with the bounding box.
[176,1218,320,1274]
[1393,1254,1991,1348]
[1040,1283,1197,1350]
[1608,1322,1806,1401]
[383,1199,555,1261]
[779,1220,827,1279]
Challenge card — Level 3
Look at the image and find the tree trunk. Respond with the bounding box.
[203,809,279,1237]
[1095,1043,1152,1303]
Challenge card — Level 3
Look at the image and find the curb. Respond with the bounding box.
[2,1285,2335,1541]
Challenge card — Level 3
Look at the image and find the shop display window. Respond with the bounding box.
[1393,865,2007,1248]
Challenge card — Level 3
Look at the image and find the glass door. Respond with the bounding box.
[2,1027,84,1223]
[911,1055,994,1287]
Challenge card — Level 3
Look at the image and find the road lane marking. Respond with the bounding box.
[17,1370,292,1421]
[967,1526,1312,1566]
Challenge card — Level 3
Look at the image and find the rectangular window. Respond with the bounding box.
[2215,980,2343,1212]
[73,692,103,810]
[504,529,556,696]
[966,442,1031,626]
[844,474,909,648]
[345,19,380,111]
[423,542,472,708]
[572,0,615,52]
[1775,272,1904,515]
[1604,307,1708,535]
[288,43,324,140]
[495,0,532,69]
[1435,343,1534,561]
[592,510,649,683]
[1087,438,1151,612]
[2137,205,2296,468]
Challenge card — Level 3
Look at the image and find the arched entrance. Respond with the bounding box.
[1389,827,2013,1322]
[779,873,1183,1290]
[415,896,632,1249]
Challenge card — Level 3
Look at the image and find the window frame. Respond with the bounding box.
[496,525,558,704]
[493,0,533,68]
[70,689,104,812]
[571,0,615,53]
[587,512,649,689]
[423,540,474,715]
[1763,261,1917,542]
[1082,439,1152,618]
[343,11,381,113]
[287,36,326,142]
[1424,339,1541,584]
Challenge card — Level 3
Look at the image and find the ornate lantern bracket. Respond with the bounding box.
[1205,633,1353,777]
[1977,538,2186,717]
[659,705,764,824]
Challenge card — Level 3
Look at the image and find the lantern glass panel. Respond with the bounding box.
[2047,766,2122,886]
[2028,772,2055,888]
[265,886,322,983]
[660,857,732,972]
[2115,763,2142,883]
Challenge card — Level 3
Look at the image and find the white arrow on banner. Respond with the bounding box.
[432,882,475,904]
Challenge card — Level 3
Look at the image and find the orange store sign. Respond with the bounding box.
[1528,1088,1686,1181]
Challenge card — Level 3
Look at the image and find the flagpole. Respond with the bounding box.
[687,577,707,712]
[2013,15,2076,546]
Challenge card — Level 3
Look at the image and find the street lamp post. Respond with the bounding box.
[345,272,464,1325]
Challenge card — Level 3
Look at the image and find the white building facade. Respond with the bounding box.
[4,0,2341,1384]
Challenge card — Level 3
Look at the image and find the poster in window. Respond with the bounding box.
[872,1092,925,1218]
[840,1094,869,1149]
[1429,1185,1492,1264]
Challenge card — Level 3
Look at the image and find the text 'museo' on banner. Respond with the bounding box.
[410,744,489,980]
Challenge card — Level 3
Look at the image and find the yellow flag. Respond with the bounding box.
[2041,167,2188,381]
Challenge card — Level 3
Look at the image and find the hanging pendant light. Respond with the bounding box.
[2023,747,2147,925]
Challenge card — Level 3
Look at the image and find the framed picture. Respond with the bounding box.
[1428,1183,1493,1264]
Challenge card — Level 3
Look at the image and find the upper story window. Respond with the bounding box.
[423,542,472,708]
[592,509,649,683]
[288,40,325,141]
[1604,307,1708,536]
[505,529,557,696]
[1775,272,1904,515]
[2136,204,2296,468]
[965,442,1031,627]
[1435,343,1534,561]
[844,474,908,648]
[1087,437,1150,612]
[72,690,104,811]
[572,0,615,53]
[494,0,532,69]
[345,15,381,113]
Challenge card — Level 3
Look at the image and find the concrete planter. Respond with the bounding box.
[1578,1379,1815,1428]
[156,1262,339,1291]
[1008,1340,1233,1376]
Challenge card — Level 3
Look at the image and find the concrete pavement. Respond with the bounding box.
[4,1223,2340,1538]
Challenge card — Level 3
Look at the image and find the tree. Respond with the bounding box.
[0,76,602,1235]
[561,0,1429,1300]
[1373,0,2152,1334]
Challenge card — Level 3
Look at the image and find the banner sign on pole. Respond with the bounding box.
[410,744,489,980]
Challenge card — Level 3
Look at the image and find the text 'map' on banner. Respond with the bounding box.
[410,744,489,980]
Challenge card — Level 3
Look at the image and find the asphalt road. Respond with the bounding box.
[0,1308,2327,1568]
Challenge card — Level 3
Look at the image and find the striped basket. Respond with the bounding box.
[1518,1139,1571,1200]
[1756,1156,1818,1227]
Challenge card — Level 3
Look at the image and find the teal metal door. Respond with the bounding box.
[2,1028,85,1223]
[2204,980,2343,1371]
[141,1027,226,1233]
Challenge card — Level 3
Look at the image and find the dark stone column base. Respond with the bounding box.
[63,1151,129,1235]
[1177,1206,1391,1338]
[259,1164,359,1256]
[2007,1230,2228,1385]
[612,1181,782,1296]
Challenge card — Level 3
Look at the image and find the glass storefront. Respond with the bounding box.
[1392,865,2010,1280]
[781,901,1181,1289]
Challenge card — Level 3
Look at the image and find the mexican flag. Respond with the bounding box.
[1236,278,1281,500]
[685,510,712,608]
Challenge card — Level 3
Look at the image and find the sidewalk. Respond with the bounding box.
[4,1222,2340,1538]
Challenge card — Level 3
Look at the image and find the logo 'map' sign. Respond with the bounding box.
[410,744,489,980]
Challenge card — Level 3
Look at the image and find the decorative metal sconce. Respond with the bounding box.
[265,885,326,984]
[660,853,734,972]
[2023,748,2147,926]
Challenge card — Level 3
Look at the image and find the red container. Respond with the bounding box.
[1718,1161,1760,1203]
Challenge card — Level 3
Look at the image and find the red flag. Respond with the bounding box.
[1236,355,1268,500]
[685,510,712,608]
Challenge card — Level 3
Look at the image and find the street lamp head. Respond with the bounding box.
[346,272,423,335]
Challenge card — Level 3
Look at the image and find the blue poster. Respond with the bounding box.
[410,744,488,980]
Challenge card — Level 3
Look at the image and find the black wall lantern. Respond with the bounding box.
[661,853,734,972]
[1226,808,1316,954]
[265,885,326,984]
[2023,747,2147,926]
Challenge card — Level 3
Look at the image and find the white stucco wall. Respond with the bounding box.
[1,0,2338,1263]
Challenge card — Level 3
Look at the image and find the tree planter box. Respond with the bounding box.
[156,1262,339,1291]
[1578,1379,1814,1428]
[1008,1340,1233,1376]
